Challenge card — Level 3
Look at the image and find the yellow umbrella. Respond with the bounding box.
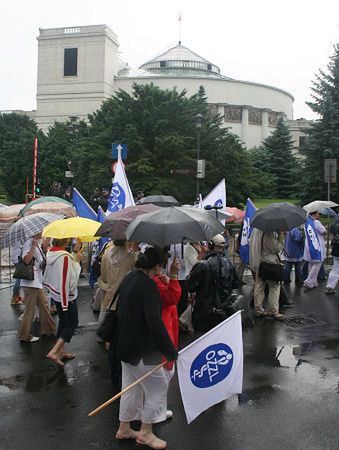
[42,217,101,242]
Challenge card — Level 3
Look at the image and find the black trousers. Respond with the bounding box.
[55,300,79,343]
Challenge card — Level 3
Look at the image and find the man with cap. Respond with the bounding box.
[186,234,249,335]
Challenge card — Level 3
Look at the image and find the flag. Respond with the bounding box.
[198,179,226,209]
[107,155,135,213]
[97,206,109,249]
[239,198,257,264]
[305,215,321,260]
[177,311,243,424]
[72,188,97,221]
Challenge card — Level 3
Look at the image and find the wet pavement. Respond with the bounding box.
[0,277,339,450]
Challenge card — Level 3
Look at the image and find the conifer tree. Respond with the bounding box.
[261,117,298,198]
[300,44,339,202]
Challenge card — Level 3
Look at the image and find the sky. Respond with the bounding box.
[1,0,338,119]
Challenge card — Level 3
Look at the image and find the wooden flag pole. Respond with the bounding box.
[88,361,167,417]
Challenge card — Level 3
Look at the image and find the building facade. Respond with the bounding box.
[14,25,310,149]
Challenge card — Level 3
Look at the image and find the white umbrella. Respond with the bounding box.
[303,200,338,213]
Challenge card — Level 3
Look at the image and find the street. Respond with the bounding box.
[1,278,338,450]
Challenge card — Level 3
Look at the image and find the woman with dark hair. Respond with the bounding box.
[43,238,82,366]
[115,246,178,449]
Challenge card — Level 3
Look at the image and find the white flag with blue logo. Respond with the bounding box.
[305,215,321,261]
[177,311,243,424]
[107,155,135,213]
[239,198,257,265]
[198,178,226,209]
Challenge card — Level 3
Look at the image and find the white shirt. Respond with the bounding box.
[20,239,45,289]
[11,242,23,264]
[167,243,186,280]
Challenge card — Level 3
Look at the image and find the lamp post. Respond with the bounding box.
[66,116,79,200]
[195,113,203,200]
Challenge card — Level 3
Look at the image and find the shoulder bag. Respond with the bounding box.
[96,288,120,342]
[13,256,35,280]
[257,233,284,282]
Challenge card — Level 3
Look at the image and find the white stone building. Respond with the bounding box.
[12,25,311,148]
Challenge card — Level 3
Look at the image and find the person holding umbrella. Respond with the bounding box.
[18,234,57,342]
[303,211,326,290]
[250,202,307,319]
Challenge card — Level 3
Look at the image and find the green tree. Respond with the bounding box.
[71,83,253,205]
[248,146,276,197]
[299,44,339,202]
[261,117,298,198]
[0,113,43,203]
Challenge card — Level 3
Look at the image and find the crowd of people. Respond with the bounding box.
[9,204,339,449]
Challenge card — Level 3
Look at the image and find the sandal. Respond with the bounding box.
[47,353,64,367]
[115,430,137,440]
[136,435,167,449]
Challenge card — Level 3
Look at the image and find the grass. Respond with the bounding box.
[253,198,299,209]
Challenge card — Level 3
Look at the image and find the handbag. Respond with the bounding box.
[258,261,284,282]
[13,257,35,280]
[96,289,120,342]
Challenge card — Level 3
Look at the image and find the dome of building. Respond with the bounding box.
[138,43,228,79]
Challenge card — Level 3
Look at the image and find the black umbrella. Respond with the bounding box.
[95,204,161,240]
[136,195,180,207]
[125,206,225,246]
[250,202,307,232]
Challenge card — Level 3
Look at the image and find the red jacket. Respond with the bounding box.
[153,275,181,369]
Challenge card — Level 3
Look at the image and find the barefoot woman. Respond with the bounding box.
[43,238,82,366]
[115,246,178,449]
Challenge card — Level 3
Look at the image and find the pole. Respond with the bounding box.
[32,137,38,199]
[196,128,200,200]
[327,164,331,201]
[88,361,166,417]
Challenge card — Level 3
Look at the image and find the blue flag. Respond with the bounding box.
[239,198,257,264]
[97,205,109,249]
[305,216,321,261]
[72,188,97,221]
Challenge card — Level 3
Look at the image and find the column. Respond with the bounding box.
[261,109,270,141]
[241,106,249,146]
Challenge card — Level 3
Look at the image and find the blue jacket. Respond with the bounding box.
[284,228,304,261]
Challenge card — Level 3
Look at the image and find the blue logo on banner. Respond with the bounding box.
[214,199,223,208]
[190,343,233,388]
[108,182,126,211]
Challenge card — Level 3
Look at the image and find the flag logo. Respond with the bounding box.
[214,198,223,208]
[190,343,234,388]
[108,182,126,211]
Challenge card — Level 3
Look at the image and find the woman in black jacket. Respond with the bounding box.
[115,246,178,449]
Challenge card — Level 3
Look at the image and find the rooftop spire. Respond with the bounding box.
[178,11,182,45]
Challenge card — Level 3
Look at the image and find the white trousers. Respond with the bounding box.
[304,261,321,288]
[119,360,169,424]
[326,257,339,290]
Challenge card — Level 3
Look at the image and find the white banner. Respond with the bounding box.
[177,311,243,424]
[198,178,226,209]
[107,155,135,213]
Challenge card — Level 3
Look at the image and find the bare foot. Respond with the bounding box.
[47,353,64,367]
[136,432,167,449]
[61,352,75,360]
[115,429,137,440]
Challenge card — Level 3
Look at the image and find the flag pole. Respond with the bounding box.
[88,361,166,417]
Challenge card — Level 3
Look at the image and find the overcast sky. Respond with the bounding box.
[1,0,338,119]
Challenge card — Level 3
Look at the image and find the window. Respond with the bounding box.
[299,136,306,147]
[207,64,212,71]
[64,48,78,76]
[160,60,166,68]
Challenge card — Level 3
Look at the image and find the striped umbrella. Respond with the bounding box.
[19,196,72,217]
[0,212,64,248]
